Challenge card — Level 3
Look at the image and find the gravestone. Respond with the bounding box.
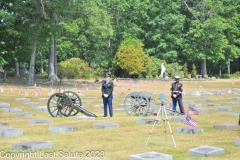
[232,97,240,100]
[136,119,159,124]
[216,106,232,112]
[199,99,211,102]
[0,128,23,137]
[36,106,48,112]
[171,116,186,122]
[39,98,49,101]
[12,141,52,150]
[0,102,10,107]
[197,108,210,113]
[188,145,225,157]
[226,102,239,105]
[14,112,36,117]
[15,98,30,102]
[24,102,40,107]
[2,108,22,113]
[207,103,220,107]
[188,103,202,107]
[230,112,240,117]
[49,126,78,132]
[77,93,84,97]
[0,122,9,126]
[114,108,125,112]
[129,151,173,160]
[183,100,194,103]
[214,124,239,129]
[72,116,95,120]
[82,101,92,105]
[234,139,240,146]
[119,104,132,108]
[176,127,203,134]
[94,104,103,109]
[28,119,53,124]
[93,122,120,129]
[86,96,98,99]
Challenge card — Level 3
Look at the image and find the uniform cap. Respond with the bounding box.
[174,75,180,80]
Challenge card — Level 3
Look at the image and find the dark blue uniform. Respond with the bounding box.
[101,79,114,117]
[170,81,185,115]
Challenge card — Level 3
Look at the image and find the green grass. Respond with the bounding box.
[0,79,240,160]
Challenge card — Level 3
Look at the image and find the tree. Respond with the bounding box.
[181,0,228,76]
[114,38,145,77]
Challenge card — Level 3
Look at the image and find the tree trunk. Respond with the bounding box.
[227,59,230,75]
[27,42,37,85]
[3,71,6,82]
[54,35,57,75]
[26,0,40,86]
[14,61,20,78]
[219,65,222,77]
[48,38,58,81]
[201,59,207,76]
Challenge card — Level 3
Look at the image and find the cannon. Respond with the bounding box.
[47,78,97,117]
[124,91,180,116]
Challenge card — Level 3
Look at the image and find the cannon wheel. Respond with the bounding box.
[63,91,81,116]
[47,93,73,117]
[140,91,155,114]
[124,92,150,116]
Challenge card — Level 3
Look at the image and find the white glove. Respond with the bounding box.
[103,94,108,98]
[173,94,177,98]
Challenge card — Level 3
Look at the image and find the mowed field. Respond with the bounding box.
[0,78,240,160]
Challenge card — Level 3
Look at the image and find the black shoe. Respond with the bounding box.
[103,116,107,117]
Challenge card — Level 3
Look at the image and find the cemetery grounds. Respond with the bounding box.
[0,78,240,160]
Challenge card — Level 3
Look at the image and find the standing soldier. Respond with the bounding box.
[101,74,114,117]
[170,76,185,115]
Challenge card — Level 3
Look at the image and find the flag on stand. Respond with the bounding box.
[188,107,200,115]
[0,87,4,92]
[122,85,125,90]
[10,87,13,93]
[25,90,28,97]
[232,81,234,85]
[228,89,232,94]
[18,88,21,95]
[35,90,39,97]
[160,63,166,77]
[183,115,198,127]
[86,86,88,91]
[77,88,80,93]
[196,90,201,96]
[34,83,36,87]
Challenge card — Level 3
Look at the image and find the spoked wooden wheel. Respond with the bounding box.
[140,91,155,114]
[124,92,150,116]
[63,91,81,116]
[47,93,73,117]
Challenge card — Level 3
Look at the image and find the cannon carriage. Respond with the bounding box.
[124,91,180,116]
[47,78,97,117]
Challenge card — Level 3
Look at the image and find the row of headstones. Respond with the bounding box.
[0,119,239,159]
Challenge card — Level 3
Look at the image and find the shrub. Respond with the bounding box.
[58,58,92,79]
[183,63,188,78]
[191,64,197,78]
[203,74,208,79]
[221,74,230,79]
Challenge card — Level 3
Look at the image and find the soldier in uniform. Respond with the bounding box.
[101,74,114,117]
[170,75,185,115]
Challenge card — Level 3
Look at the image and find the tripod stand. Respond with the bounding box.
[145,93,176,148]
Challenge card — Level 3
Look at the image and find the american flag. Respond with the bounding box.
[188,107,200,115]
[183,115,198,127]
[25,90,28,97]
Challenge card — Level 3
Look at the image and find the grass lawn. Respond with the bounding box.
[0,78,240,160]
